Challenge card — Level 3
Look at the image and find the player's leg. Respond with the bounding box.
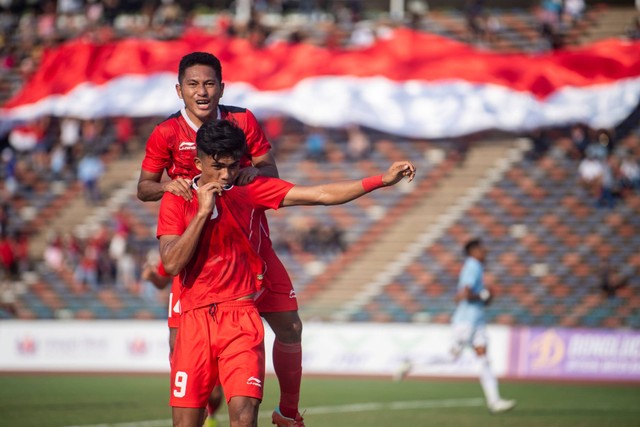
[203,384,224,427]
[169,327,178,356]
[170,309,217,427]
[255,246,305,425]
[226,396,260,427]
[261,309,304,421]
[471,327,516,413]
[173,407,206,427]
[217,300,265,427]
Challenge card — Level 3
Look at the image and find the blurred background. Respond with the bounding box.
[0,0,639,413]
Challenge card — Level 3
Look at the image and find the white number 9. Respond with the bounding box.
[173,371,188,398]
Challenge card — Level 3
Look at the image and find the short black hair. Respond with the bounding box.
[196,120,247,161]
[464,238,482,256]
[178,52,222,83]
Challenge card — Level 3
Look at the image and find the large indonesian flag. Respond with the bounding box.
[1,28,639,138]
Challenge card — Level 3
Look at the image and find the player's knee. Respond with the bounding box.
[228,398,259,427]
[278,320,302,342]
[269,312,303,343]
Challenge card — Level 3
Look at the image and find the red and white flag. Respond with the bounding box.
[1,28,639,138]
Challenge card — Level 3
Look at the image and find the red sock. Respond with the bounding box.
[273,339,302,419]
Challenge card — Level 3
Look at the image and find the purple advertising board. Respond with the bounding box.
[510,327,640,381]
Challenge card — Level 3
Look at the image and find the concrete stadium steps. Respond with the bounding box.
[578,6,636,44]
[342,147,640,328]
[299,139,519,320]
[27,148,146,260]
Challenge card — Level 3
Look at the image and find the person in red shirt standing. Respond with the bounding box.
[159,119,415,427]
[137,51,300,427]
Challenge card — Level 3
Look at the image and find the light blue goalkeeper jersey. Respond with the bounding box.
[452,257,486,326]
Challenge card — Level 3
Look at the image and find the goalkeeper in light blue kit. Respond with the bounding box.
[451,238,516,414]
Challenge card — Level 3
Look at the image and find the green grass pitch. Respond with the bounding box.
[0,374,638,427]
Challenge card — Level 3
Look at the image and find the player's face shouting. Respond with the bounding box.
[176,64,225,128]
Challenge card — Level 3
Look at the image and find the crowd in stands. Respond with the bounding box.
[273,215,346,256]
[42,206,159,300]
[524,122,640,210]
[0,1,638,323]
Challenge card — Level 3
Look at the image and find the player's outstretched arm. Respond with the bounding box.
[281,160,416,207]
[137,169,193,202]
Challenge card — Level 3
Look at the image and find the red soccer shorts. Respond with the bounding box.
[254,246,298,313]
[167,250,298,325]
[169,299,265,408]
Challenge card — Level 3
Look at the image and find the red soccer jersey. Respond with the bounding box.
[157,176,294,312]
[141,105,271,179]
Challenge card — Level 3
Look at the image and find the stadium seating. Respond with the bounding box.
[1,4,637,329]
[345,139,640,328]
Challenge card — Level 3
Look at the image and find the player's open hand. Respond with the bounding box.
[235,166,260,186]
[382,161,416,186]
[164,177,193,201]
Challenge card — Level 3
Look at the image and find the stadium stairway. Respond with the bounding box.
[578,6,635,45]
[299,138,529,321]
[27,147,145,261]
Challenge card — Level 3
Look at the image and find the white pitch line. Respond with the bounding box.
[64,397,485,427]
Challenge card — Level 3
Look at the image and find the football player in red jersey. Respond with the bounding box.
[137,52,300,427]
[159,119,415,427]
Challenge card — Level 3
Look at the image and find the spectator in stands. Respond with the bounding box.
[304,126,328,162]
[345,123,372,161]
[49,142,66,181]
[13,228,30,275]
[0,203,9,236]
[564,0,585,26]
[596,155,621,209]
[74,235,100,290]
[59,117,82,176]
[407,0,429,30]
[599,261,630,298]
[578,148,604,197]
[619,150,640,193]
[0,230,17,280]
[1,148,17,196]
[77,150,104,204]
[113,116,134,157]
[537,0,565,50]
[464,0,487,44]
[109,229,135,291]
[43,232,65,272]
[570,123,591,158]
[628,15,640,40]
[526,129,552,161]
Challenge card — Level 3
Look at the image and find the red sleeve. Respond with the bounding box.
[243,109,272,159]
[246,176,294,210]
[156,193,186,239]
[141,126,171,174]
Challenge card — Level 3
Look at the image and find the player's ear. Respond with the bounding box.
[219,82,225,98]
[194,156,203,172]
[176,83,183,100]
